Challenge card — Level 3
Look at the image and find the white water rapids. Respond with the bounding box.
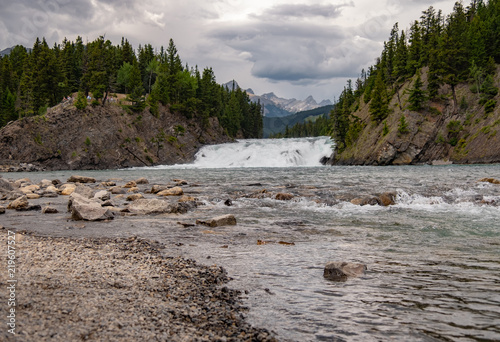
[154,137,333,169]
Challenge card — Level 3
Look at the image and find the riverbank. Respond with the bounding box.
[0,230,276,341]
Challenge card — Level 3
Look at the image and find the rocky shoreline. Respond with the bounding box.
[0,231,276,341]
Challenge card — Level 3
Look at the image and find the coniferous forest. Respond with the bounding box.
[0,36,263,139]
[283,0,500,158]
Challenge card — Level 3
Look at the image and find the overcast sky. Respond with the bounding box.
[0,0,459,102]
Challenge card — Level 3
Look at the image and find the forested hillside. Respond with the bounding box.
[326,0,500,165]
[0,36,263,139]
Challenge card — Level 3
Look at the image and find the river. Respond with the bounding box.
[2,137,500,341]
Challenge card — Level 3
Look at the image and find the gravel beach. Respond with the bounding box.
[1,230,277,341]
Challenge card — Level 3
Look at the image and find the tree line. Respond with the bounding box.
[276,0,499,151]
[0,36,263,138]
[330,0,500,153]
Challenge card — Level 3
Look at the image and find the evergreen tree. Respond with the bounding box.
[369,72,389,122]
[408,72,427,110]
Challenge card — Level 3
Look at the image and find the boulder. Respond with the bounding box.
[42,206,59,214]
[68,193,114,221]
[26,193,41,200]
[323,262,367,282]
[351,197,381,206]
[94,190,110,202]
[127,187,139,193]
[16,204,42,212]
[150,185,169,194]
[110,186,127,194]
[39,179,53,188]
[196,214,237,227]
[178,195,196,203]
[127,198,179,215]
[20,184,40,194]
[0,178,14,192]
[378,192,397,206]
[173,179,188,185]
[158,187,183,196]
[45,185,58,193]
[135,177,149,184]
[126,193,144,201]
[41,190,58,198]
[275,193,294,201]
[0,206,5,214]
[14,178,31,187]
[67,175,96,183]
[73,184,94,199]
[59,183,76,196]
[101,181,116,187]
[7,195,29,210]
[124,181,137,188]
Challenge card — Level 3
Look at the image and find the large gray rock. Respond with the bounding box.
[0,178,14,191]
[73,184,94,199]
[94,190,110,202]
[196,214,237,227]
[323,262,367,282]
[68,193,114,221]
[127,198,179,215]
[67,175,96,183]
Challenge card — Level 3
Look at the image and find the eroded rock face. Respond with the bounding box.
[0,105,230,171]
[68,193,114,221]
[323,262,367,282]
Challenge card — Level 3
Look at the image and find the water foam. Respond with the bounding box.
[150,137,334,169]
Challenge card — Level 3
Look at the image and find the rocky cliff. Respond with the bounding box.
[330,66,500,166]
[0,103,230,171]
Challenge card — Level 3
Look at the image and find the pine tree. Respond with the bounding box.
[408,72,427,111]
[369,72,389,123]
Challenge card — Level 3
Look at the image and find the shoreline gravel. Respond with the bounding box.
[1,229,277,341]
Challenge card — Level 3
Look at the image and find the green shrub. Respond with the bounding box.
[75,91,87,110]
[382,120,389,136]
[398,115,410,135]
[85,137,91,146]
[484,100,497,114]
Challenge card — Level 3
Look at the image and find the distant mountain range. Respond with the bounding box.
[223,80,333,118]
[0,47,14,57]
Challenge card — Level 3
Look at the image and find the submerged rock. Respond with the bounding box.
[67,175,96,183]
[157,187,183,196]
[68,193,114,221]
[275,193,294,201]
[323,262,367,282]
[196,214,237,227]
[0,206,5,214]
[135,177,149,184]
[479,178,500,185]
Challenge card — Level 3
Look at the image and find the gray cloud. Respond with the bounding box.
[0,0,459,101]
[257,2,355,19]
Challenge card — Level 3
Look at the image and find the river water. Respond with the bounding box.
[2,137,500,341]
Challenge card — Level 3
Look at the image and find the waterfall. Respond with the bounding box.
[190,137,333,168]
